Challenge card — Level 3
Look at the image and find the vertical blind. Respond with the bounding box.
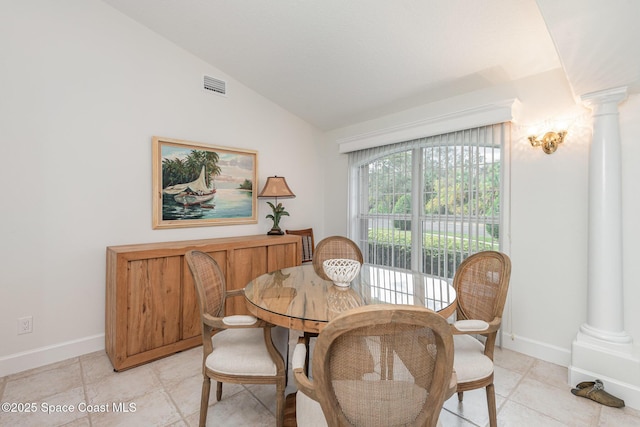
[348,123,508,279]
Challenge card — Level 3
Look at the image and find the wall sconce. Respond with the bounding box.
[257,176,295,235]
[528,130,567,154]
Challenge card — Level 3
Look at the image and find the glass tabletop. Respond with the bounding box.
[244,263,457,333]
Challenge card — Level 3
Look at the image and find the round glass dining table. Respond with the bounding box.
[244,263,457,334]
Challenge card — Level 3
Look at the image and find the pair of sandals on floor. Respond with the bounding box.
[571,379,625,408]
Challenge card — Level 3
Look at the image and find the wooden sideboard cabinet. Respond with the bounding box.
[105,234,302,371]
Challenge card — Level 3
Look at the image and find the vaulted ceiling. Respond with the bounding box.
[102,0,640,130]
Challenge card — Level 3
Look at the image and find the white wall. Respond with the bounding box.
[323,69,640,370]
[0,0,324,375]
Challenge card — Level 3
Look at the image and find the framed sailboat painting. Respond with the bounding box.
[152,136,258,229]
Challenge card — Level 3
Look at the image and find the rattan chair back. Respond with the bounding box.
[453,251,511,323]
[312,304,454,427]
[185,250,226,318]
[313,236,363,280]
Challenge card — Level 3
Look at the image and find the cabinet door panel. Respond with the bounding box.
[227,247,268,315]
[268,243,299,271]
[127,257,181,355]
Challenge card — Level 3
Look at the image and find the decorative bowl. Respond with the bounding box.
[322,259,361,287]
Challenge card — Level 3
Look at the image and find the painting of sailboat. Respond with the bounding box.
[152,136,258,229]
[162,165,216,206]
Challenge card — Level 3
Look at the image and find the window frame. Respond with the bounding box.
[348,123,511,278]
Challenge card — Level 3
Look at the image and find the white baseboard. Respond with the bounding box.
[0,334,105,377]
[569,365,640,410]
[570,335,640,410]
[499,331,572,369]
[500,331,640,410]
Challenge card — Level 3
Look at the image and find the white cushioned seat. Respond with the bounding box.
[453,335,494,383]
[296,390,327,427]
[207,327,283,376]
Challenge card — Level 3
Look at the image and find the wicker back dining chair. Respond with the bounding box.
[286,228,315,263]
[185,250,288,427]
[312,236,363,281]
[450,250,511,427]
[293,304,456,427]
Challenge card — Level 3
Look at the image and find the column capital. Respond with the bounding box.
[581,87,628,114]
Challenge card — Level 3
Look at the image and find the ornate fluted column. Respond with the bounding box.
[570,86,638,406]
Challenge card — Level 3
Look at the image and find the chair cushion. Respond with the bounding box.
[222,315,258,326]
[453,319,489,331]
[296,390,327,427]
[447,370,458,399]
[206,328,278,376]
[453,335,494,383]
[292,343,307,370]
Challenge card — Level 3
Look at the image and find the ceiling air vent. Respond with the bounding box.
[203,75,226,95]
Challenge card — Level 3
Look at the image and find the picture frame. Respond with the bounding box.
[152,136,258,229]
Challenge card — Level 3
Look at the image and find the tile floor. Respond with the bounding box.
[1,332,639,427]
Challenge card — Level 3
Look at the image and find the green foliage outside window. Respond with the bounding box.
[485,224,500,239]
[366,228,498,278]
[392,195,411,230]
[360,139,502,276]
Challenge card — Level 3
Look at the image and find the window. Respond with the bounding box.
[348,123,508,279]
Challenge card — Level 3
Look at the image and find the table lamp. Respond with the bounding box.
[257,176,296,235]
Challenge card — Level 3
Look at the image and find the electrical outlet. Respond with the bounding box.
[18,316,33,335]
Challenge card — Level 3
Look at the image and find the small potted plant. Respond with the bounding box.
[266,201,290,235]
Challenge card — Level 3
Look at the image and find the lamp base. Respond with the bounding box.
[267,228,284,235]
